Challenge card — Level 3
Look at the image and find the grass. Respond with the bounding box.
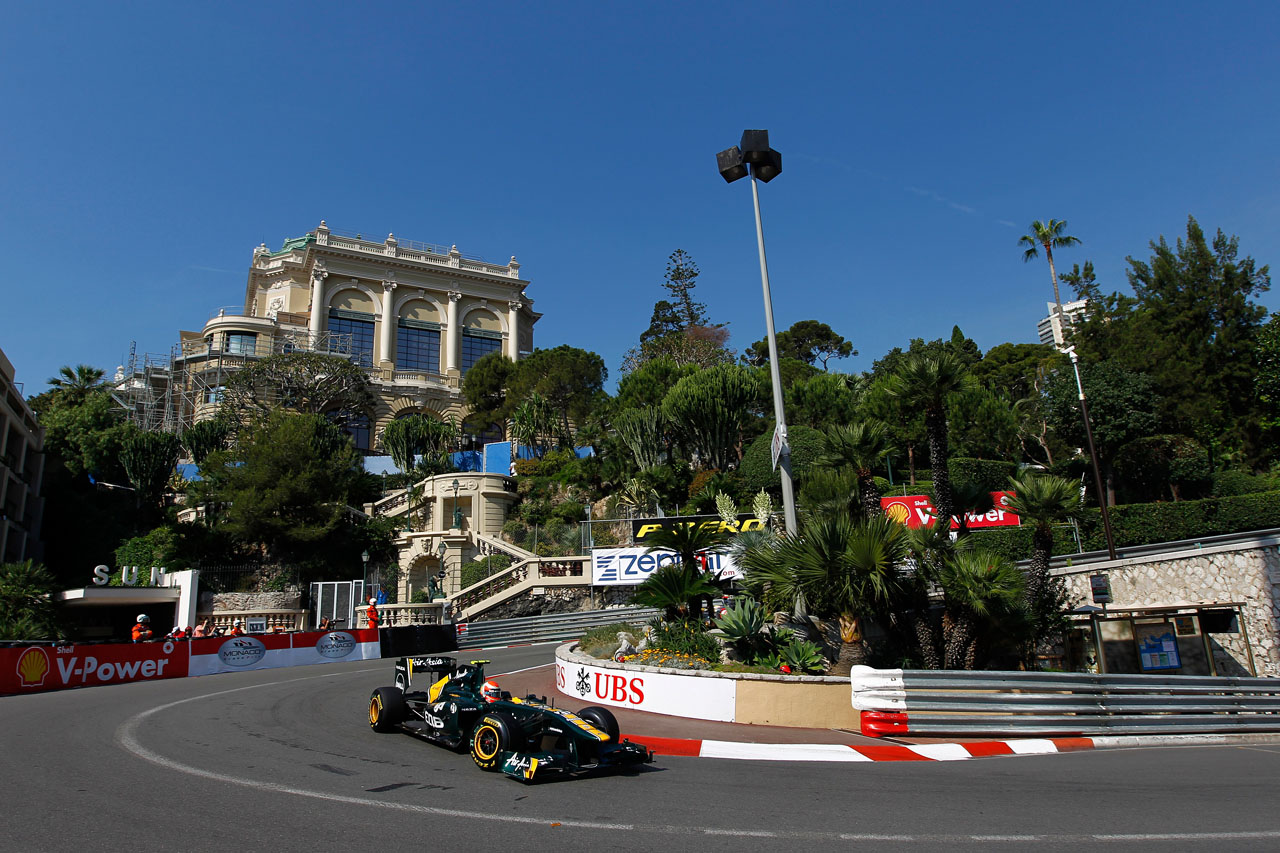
[578,622,643,659]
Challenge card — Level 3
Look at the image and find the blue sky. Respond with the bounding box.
[3,2,1277,395]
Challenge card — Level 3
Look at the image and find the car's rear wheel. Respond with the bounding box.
[471,710,522,771]
[369,686,406,732]
[577,706,620,742]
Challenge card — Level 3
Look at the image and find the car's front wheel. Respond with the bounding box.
[471,710,522,771]
[369,686,406,732]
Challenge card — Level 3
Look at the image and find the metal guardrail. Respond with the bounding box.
[456,607,659,648]
[852,667,1280,737]
[1041,527,1280,571]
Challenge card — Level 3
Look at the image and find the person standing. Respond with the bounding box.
[365,597,380,630]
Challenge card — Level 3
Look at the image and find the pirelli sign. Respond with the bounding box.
[631,514,766,542]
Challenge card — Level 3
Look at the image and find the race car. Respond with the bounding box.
[367,655,654,782]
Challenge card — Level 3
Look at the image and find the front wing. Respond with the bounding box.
[499,739,654,782]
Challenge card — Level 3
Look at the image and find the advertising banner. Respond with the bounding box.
[0,640,190,696]
[591,546,741,586]
[631,514,766,542]
[289,629,382,666]
[555,656,736,721]
[188,632,295,677]
[880,491,1021,530]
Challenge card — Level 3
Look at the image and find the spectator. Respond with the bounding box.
[167,626,187,640]
[366,597,380,629]
[228,619,245,637]
[192,619,212,638]
[318,616,332,631]
[131,614,154,643]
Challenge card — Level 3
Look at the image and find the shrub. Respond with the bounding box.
[647,618,721,663]
[621,648,711,670]
[949,458,1018,493]
[739,424,826,494]
[1212,470,1280,497]
[778,638,826,674]
[460,554,513,589]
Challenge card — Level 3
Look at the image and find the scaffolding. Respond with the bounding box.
[114,328,355,435]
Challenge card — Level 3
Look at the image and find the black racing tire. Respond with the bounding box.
[369,686,406,732]
[577,706,620,742]
[470,710,522,771]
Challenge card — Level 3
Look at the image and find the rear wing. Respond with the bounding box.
[394,655,456,690]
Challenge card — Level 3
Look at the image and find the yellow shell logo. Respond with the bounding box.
[885,503,910,525]
[17,648,50,688]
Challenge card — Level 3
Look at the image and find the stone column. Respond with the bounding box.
[308,263,328,344]
[379,278,397,365]
[445,290,462,374]
[507,300,523,360]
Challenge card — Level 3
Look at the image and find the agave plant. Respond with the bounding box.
[778,638,826,674]
[713,597,769,660]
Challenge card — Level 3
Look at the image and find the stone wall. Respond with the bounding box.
[1055,539,1280,677]
[200,590,303,613]
[474,585,635,622]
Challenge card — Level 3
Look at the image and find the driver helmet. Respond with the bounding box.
[482,680,501,703]
[136,614,150,623]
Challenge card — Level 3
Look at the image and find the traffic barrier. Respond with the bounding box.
[851,666,1280,738]
[379,624,458,658]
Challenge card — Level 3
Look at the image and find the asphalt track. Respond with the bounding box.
[4,644,1280,852]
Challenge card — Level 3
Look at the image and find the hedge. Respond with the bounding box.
[969,489,1280,563]
[949,458,1018,492]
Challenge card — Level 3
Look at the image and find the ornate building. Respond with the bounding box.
[121,222,539,450]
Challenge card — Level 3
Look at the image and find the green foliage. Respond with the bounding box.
[460,351,514,432]
[181,418,231,467]
[1113,435,1211,502]
[647,618,721,663]
[739,423,826,494]
[787,371,861,429]
[614,406,668,470]
[507,346,607,441]
[1044,360,1160,471]
[631,563,718,620]
[31,387,131,480]
[615,358,701,410]
[187,411,365,571]
[949,458,1018,493]
[220,351,376,428]
[460,554,514,589]
[744,320,856,370]
[0,560,60,640]
[119,428,182,510]
[115,525,185,571]
[778,638,826,674]
[380,414,457,474]
[1212,469,1280,497]
[662,364,764,471]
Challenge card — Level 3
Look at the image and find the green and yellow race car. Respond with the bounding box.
[368,656,654,782]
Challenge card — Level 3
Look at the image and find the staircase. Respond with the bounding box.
[454,607,660,649]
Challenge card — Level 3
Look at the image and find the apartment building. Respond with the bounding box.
[0,346,45,562]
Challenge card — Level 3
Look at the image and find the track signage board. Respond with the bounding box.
[591,546,741,586]
[880,492,1021,530]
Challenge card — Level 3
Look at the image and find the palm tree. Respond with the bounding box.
[950,479,996,537]
[886,353,972,524]
[47,364,105,403]
[749,515,908,675]
[631,562,718,621]
[819,420,893,519]
[1006,472,1082,655]
[937,549,1025,669]
[1019,219,1081,319]
[643,522,733,619]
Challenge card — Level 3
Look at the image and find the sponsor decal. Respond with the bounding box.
[631,514,765,541]
[16,647,50,688]
[591,547,740,585]
[575,667,590,697]
[881,492,1020,530]
[217,637,267,667]
[314,631,357,659]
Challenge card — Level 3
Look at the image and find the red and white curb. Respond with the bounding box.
[625,734,1098,762]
